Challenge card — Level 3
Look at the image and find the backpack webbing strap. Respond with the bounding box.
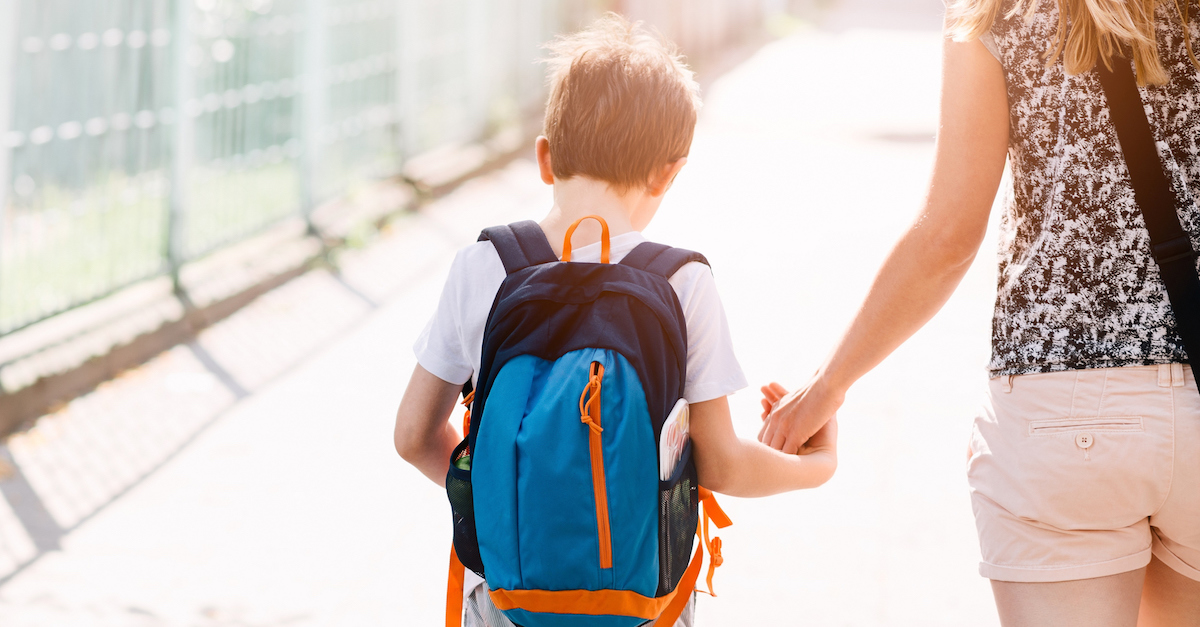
[478,221,558,275]
[697,488,731,597]
[620,242,710,279]
[1096,56,1200,364]
[446,545,465,627]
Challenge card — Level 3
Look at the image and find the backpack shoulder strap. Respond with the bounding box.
[478,220,558,275]
[620,241,710,279]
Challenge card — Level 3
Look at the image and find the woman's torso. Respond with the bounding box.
[988,0,1200,376]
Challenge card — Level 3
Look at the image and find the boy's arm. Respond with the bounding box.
[394,364,465,487]
[690,395,837,498]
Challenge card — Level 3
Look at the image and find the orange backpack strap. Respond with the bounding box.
[447,545,465,627]
[448,382,473,627]
[699,488,731,528]
[698,488,732,597]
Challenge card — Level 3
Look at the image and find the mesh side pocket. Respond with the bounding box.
[446,439,484,576]
[656,441,698,596]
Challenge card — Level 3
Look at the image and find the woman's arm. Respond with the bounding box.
[692,395,837,497]
[759,35,1010,454]
[394,364,464,486]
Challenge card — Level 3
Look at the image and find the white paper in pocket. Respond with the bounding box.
[659,398,690,481]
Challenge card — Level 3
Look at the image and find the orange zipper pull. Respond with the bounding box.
[578,365,604,434]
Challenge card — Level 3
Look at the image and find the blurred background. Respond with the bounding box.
[0,0,781,343]
[0,0,1008,625]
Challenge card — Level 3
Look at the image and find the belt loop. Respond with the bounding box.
[1159,364,1172,388]
[1173,362,1185,387]
[1001,374,1013,393]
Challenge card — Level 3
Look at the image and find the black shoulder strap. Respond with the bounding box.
[620,241,710,278]
[477,220,558,275]
[1096,56,1200,363]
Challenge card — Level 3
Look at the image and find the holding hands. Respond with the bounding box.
[760,379,842,456]
[758,381,840,479]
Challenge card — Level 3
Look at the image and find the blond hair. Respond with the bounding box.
[946,0,1200,85]
[542,13,701,192]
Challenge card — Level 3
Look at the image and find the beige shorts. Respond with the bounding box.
[968,363,1200,583]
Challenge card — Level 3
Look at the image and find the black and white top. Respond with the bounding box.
[984,0,1200,376]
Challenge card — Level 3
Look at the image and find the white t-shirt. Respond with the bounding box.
[413,229,747,600]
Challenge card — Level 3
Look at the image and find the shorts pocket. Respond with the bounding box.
[1029,416,1143,436]
[972,409,1170,531]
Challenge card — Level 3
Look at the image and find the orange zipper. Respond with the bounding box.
[579,361,612,569]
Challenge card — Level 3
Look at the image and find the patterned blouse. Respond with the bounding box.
[986,0,1200,376]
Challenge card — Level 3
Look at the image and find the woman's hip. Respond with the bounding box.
[967,364,1200,582]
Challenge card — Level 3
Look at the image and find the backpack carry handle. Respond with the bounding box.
[561,215,611,263]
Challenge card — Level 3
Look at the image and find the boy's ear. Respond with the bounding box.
[647,158,687,198]
[535,136,555,185]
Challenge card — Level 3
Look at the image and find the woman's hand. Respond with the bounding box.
[759,380,844,455]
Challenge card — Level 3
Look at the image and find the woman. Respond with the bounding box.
[759,0,1200,624]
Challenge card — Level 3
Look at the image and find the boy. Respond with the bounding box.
[394,14,837,626]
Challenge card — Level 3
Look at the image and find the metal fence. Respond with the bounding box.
[0,0,770,337]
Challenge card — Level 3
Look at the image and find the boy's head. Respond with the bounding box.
[541,14,700,194]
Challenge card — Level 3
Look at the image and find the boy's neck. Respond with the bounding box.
[539,177,648,257]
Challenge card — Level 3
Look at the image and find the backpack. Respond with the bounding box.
[444,217,730,627]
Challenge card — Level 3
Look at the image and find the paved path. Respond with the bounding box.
[0,2,1006,624]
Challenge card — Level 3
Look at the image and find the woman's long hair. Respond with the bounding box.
[946,0,1200,85]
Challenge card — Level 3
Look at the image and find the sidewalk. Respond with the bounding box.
[0,3,1005,625]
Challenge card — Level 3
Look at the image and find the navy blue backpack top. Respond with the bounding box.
[444,217,730,627]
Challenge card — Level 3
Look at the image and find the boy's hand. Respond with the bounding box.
[758,378,844,455]
[799,412,837,458]
[759,382,788,420]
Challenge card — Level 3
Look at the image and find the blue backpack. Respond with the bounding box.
[445,217,730,627]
